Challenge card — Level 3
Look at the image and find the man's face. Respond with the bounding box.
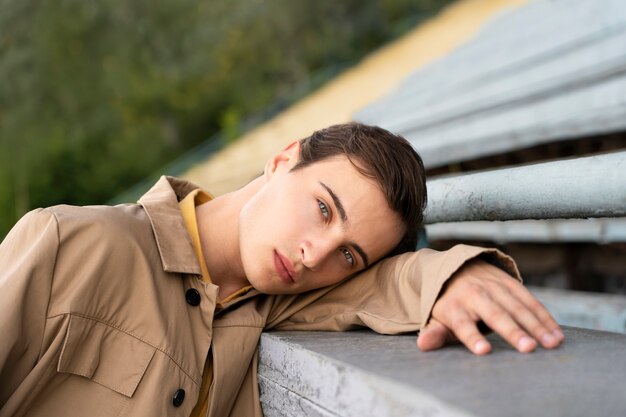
[238,143,405,294]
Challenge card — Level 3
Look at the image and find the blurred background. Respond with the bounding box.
[0,0,453,238]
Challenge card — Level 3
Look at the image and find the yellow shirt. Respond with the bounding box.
[179,189,252,417]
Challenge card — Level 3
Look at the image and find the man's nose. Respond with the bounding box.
[301,234,339,270]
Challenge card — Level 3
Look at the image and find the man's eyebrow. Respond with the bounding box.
[351,242,370,268]
[319,181,347,222]
[319,181,370,267]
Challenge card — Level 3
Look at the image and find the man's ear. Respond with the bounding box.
[264,141,301,180]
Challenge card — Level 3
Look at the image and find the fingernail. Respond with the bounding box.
[553,329,564,340]
[541,333,556,346]
[517,336,536,352]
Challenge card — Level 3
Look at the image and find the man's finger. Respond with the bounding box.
[502,279,565,342]
[466,261,564,350]
[442,309,492,355]
[417,318,462,352]
[470,293,537,353]
[489,284,561,349]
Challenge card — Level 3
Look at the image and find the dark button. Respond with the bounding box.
[185,288,201,306]
[172,388,185,407]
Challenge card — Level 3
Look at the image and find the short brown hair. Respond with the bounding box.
[292,122,427,258]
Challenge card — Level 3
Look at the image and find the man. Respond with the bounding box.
[0,123,563,417]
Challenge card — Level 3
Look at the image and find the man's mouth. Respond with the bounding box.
[274,250,296,284]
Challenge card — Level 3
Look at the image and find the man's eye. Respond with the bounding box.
[341,248,354,266]
[318,200,329,219]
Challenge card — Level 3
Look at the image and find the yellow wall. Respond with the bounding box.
[183,0,529,195]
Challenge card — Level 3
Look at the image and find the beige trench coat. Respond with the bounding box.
[0,176,519,417]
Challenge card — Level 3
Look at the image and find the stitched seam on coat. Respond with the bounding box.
[125,347,154,396]
[212,323,264,329]
[285,311,416,327]
[87,347,155,397]
[39,209,62,361]
[46,311,201,387]
[90,376,128,396]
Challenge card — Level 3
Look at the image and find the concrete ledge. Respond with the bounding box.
[530,286,626,334]
[426,218,626,243]
[258,328,626,417]
[423,152,626,223]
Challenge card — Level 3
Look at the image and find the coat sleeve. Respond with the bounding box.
[0,209,59,406]
[265,244,521,334]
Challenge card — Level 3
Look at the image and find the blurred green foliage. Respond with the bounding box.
[0,0,451,237]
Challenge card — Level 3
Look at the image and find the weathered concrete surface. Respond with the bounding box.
[258,328,626,417]
[356,0,626,169]
[426,218,626,243]
[530,287,626,334]
[423,152,626,223]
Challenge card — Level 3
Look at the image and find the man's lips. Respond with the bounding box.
[274,250,296,284]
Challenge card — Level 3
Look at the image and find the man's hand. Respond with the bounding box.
[417,259,564,355]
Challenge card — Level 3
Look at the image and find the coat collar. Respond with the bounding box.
[138,176,203,276]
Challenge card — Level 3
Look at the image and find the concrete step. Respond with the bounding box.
[530,286,626,334]
[355,0,626,169]
[258,328,626,417]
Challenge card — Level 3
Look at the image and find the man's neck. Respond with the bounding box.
[195,176,263,299]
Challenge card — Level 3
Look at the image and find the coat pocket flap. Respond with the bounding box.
[58,315,155,398]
